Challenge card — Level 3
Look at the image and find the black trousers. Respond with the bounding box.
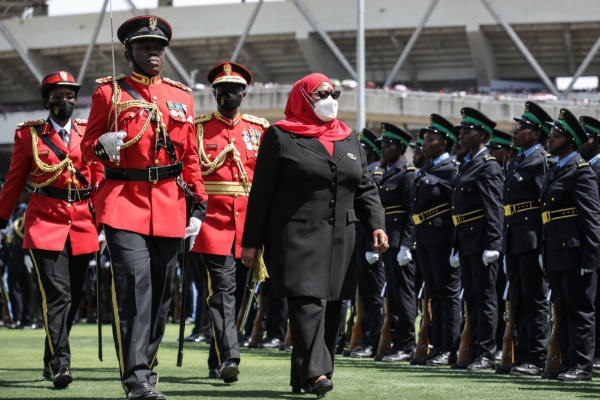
[7,258,37,325]
[288,297,342,387]
[547,268,597,372]
[201,252,242,370]
[506,250,550,365]
[29,238,90,374]
[355,244,385,348]
[104,226,180,393]
[417,244,461,353]
[189,252,211,338]
[263,278,288,340]
[383,247,416,352]
[495,262,506,352]
[460,254,498,360]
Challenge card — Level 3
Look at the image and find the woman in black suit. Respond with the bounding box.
[241,73,387,397]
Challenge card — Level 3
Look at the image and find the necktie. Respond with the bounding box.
[59,128,69,147]
[513,153,526,167]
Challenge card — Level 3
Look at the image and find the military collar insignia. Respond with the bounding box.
[149,17,158,31]
[357,131,364,139]
[131,71,161,85]
[215,110,241,127]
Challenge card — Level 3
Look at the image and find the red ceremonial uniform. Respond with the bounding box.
[192,111,269,258]
[0,119,100,255]
[81,72,207,237]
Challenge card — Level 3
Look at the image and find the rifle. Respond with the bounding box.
[499,283,514,367]
[545,290,561,373]
[345,292,364,356]
[414,284,431,359]
[95,251,102,361]
[0,274,12,326]
[283,320,292,348]
[344,300,355,348]
[375,294,392,361]
[173,270,181,323]
[235,268,253,338]
[248,282,266,347]
[457,289,470,363]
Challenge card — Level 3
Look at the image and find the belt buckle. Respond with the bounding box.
[452,215,460,226]
[148,167,159,183]
[542,211,550,224]
[412,214,423,225]
[503,205,513,217]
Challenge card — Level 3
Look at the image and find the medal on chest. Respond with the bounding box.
[166,101,187,121]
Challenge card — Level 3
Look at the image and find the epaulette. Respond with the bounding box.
[74,118,87,125]
[546,153,553,157]
[163,77,192,92]
[17,119,46,128]
[242,114,270,129]
[195,114,212,124]
[406,166,416,172]
[485,156,496,162]
[95,74,126,85]
[578,159,590,168]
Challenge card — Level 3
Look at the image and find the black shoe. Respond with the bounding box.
[542,366,568,380]
[451,358,475,370]
[382,350,413,362]
[292,385,302,393]
[594,357,600,370]
[259,338,282,349]
[495,362,518,375]
[208,368,220,379]
[427,351,457,366]
[557,368,592,382]
[128,382,157,399]
[350,345,374,359]
[184,333,205,343]
[219,360,239,383]
[151,386,166,400]
[467,356,495,371]
[411,348,441,365]
[52,367,73,389]
[304,378,333,397]
[43,367,54,380]
[510,363,543,377]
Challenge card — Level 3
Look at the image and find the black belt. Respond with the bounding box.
[452,209,484,226]
[503,201,540,217]
[412,203,450,225]
[542,207,578,224]
[34,186,92,203]
[104,162,182,182]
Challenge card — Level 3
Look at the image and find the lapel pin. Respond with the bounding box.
[347,153,357,160]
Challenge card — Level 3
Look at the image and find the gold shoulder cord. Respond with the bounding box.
[30,127,74,188]
[196,123,252,195]
[106,82,164,151]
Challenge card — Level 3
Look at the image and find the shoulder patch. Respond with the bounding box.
[95,74,126,85]
[485,156,496,162]
[578,161,590,168]
[163,77,192,92]
[17,119,46,128]
[241,114,270,129]
[406,166,416,172]
[195,114,212,124]
[74,118,87,125]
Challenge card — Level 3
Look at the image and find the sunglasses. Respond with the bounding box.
[311,90,341,100]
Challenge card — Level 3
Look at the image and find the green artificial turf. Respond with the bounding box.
[0,324,597,399]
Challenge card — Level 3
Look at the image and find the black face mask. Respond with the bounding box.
[216,90,243,111]
[48,99,75,120]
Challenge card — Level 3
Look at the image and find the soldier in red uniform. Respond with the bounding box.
[81,16,207,400]
[0,71,100,389]
[192,62,269,383]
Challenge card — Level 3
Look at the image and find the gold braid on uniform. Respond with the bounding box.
[195,116,252,195]
[29,127,81,197]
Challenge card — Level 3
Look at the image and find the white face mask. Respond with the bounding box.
[314,96,338,122]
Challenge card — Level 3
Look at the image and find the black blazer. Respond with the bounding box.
[591,159,600,189]
[451,149,503,257]
[502,146,552,256]
[378,156,416,249]
[242,126,385,300]
[410,155,458,247]
[540,153,600,272]
[356,163,384,249]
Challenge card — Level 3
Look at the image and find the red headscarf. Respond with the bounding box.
[272,73,352,155]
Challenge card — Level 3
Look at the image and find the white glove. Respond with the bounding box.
[449,248,460,268]
[98,131,126,162]
[503,257,507,275]
[189,235,197,251]
[397,246,412,266]
[538,254,544,272]
[365,251,379,265]
[185,217,202,239]
[482,250,500,266]
[582,268,594,275]
[23,255,33,273]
